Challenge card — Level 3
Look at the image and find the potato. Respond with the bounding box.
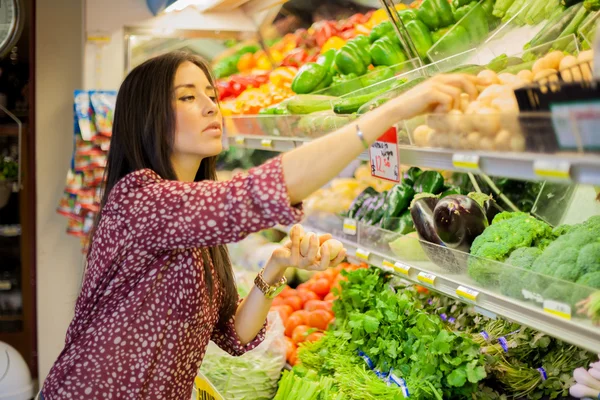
[466,100,485,114]
[491,97,519,114]
[426,114,448,133]
[477,69,499,86]
[429,130,450,148]
[300,232,317,256]
[466,132,482,150]
[321,239,343,260]
[497,73,522,87]
[447,109,464,134]
[559,55,581,82]
[472,107,501,136]
[510,134,526,152]
[543,51,566,70]
[458,133,471,150]
[413,125,434,147]
[494,129,512,151]
[517,70,534,83]
[532,58,552,75]
[533,68,559,82]
[477,84,514,104]
[578,50,593,63]
[448,132,462,149]
[479,137,495,151]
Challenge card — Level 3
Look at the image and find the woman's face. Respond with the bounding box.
[172,61,222,159]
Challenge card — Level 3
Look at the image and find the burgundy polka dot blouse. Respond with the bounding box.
[42,156,303,399]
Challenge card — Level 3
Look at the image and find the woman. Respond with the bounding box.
[41,51,476,399]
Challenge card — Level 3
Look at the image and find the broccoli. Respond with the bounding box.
[505,247,542,270]
[543,283,577,307]
[584,0,600,11]
[572,272,600,305]
[468,212,555,286]
[531,217,600,283]
[499,248,543,299]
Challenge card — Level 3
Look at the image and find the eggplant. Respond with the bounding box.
[433,195,489,253]
[483,197,504,224]
[354,196,376,221]
[348,187,378,218]
[410,194,444,245]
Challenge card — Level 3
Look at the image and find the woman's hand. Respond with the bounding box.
[381,73,479,119]
[269,225,347,272]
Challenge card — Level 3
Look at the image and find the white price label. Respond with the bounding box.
[543,300,572,320]
[234,136,245,145]
[417,272,436,286]
[355,248,371,261]
[261,139,273,148]
[522,289,545,303]
[343,218,357,236]
[452,154,481,171]
[382,260,395,272]
[533,160,571,180]
[393,262,411,276]
[456,286,479,302]
[369,127,400,182]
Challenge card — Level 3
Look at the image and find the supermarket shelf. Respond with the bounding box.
[274,220,600,353]
[228,135,600,185]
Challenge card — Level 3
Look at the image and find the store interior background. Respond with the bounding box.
[27,0,600,386]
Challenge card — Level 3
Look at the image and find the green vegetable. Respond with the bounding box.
[503,0,527,22]
[459,3,490,43]
[413,170,445,194]
[468,212,556,286]
[439,186,465,198]
[558,3,589,38]
[406,166,423,182]
[418,0,455,30]
[498,60,536,74]
[584,0,600,10]
[481,0,497,24]
[493,0,516,17]
[370,36,408,67]
[389,231,427,260]
[398,8,420,24]
[431,27,450,44]
[368,191,389,225]
[392,209,416,234]
[357,77,426,114]
[348,187,378,218]
[452,0,474,8]
[562,0,584,5]
[381,183,416,229]
[453,2,476,21]
[335,35,372,76]
[354,196,376,221]
[431,25,472,56]
[287,94,339,114]
[499,247,543,299]
[405,19,434,60]
[291,63,329,94]
[359,66,396,87]
[333,80,402,114]
[524,0,551,24]
[369,21,394,42]
[527,3,581,49]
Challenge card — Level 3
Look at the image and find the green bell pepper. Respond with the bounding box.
[431,25,471,56]
[418,0,455,30]
[481,0,497,24]
[405,20,434,59]
[335,35,371,76]
[311,49,337,91]
[382,183,416,223]
[370,36,408,67]
[462,3,490,43]
[398,9,419,24]
[431,27,450,43]
[439,186,465,198]
[359,66,395,87]
[384,209,415,234]
[291,63,329,94]
[452,0,474,8]
[369,21,394,42]
[413,170,445,194]
[405,167,423,183]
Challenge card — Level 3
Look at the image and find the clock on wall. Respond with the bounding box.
[0,0,25,58]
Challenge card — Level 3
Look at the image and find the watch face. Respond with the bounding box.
[270,283,287,298]
[0,0,21,57]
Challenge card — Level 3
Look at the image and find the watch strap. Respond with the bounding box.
[254,269,287,299]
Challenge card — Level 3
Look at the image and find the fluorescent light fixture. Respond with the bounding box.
[164,0,210,12]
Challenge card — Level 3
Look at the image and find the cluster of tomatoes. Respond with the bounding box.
[269,262,367,366]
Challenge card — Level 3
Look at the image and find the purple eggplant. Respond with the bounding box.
[467,192,504,224]
[433,195,489,253]
[410,194,443,245]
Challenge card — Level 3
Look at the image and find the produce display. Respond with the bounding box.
[273,267,596,399]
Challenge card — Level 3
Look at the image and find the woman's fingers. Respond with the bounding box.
[318,245,331,270]
[434,83,462,111]
[330,248,346,267]
[304,234,319,265]
[289,225,303,263]
[435,74,479,100]
[426,89,454,113]
[318,234,332,246]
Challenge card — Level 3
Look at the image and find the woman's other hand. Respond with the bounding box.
[270,225,347,272]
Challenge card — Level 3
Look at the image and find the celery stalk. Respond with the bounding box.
[493,0,516,17]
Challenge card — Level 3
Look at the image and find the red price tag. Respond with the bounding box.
[369,126,400,182]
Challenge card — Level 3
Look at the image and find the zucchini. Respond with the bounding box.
[287,95,339,115]
[333,81,400,114]
[528,3,582,48]
[558,5,589,38]
[498,60,536,74]
[356,77,426,115]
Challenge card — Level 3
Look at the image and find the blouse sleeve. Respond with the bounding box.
[105,156,302,251]
[210,299,267,356]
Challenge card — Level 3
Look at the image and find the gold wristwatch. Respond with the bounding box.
[254,269,287,299]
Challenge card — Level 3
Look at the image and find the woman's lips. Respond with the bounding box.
[203,122,222,137]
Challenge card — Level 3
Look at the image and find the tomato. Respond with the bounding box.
[271,297,285,307]
[311,271,328,282]
[305,331,325,343]
[284,337,297,362]
[271,305,293,325]
[323,268,338,282]
[296,282,310,291]
[415,285,429,294]
[324,299,334,313]
[297,289,319,305]
[288,348,299,366]
[304,300,331,312]
[285,315,305,337]
[278,287,297,298]
[324,292,336,302]
[310,278,331,297]
[283,295,303,312]
[289,310,309,324]
[307,309,334,330]
[292,325,312,344]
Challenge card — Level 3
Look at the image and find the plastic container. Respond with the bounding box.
[0,342,34,400]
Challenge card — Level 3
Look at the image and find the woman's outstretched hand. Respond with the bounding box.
[270,224,347,272]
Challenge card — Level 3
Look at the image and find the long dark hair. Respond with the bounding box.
[91,51,237,320]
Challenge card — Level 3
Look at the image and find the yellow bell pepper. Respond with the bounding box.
[255,53,272,70]
[320,36,346,53]
[354,24,371,36]
[236,52,255,72]
[366,8,389,28]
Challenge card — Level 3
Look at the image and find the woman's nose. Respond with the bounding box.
[203,98,218,117]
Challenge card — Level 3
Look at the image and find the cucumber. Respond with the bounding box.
[333,79,406,115]
[287,95,339,114]
[558,5,589,38]
[528,3,582,48]
[498,60,536,74]
[356,77,426,115]
[447,64,487,75]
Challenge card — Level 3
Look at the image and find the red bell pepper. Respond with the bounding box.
[314,21,338,47]
[281,48,310,68]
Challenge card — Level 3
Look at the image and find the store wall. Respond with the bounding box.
[35,0,85,381]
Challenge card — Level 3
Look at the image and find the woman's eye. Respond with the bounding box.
[180,95,195,102]
[209,95,218,102]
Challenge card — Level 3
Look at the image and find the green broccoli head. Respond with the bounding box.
[571,272,600,305]
[577,242,600,276]
[468,213,555,286]
[505,247,543,270]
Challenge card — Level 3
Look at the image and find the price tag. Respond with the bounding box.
[533,160,571,180]
[393,262,411,276]
[234,136,245,145]
[417,272,436,287]
[261,139,273,149]
[382,260,395,272]
[452,154,481,171]
[355,248,371,261]
[369,127,400,182]
[522,289,544,303]
[343,218,357,236]
[543,300,572,320]
[0,281,11,291]
[456,285,479,303]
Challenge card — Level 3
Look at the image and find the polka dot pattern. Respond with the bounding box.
[41,156,302,399]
